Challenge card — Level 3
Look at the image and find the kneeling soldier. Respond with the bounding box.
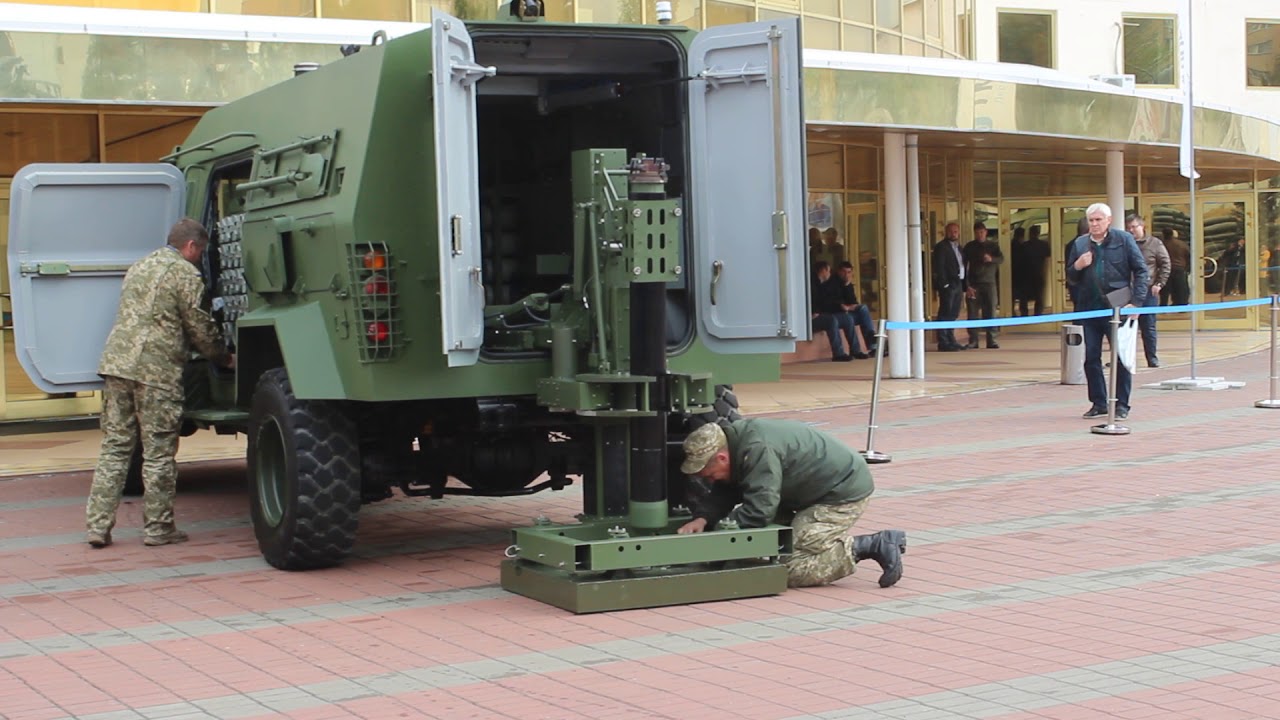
[678,420,906,588]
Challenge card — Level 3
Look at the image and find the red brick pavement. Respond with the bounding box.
[0,351,1278,719]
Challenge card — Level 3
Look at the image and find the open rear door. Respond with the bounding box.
[432,10,493,367]
[688,18,809,353]
[6,163,185,393]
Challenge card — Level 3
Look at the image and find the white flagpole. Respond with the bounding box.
[1179,0,1199,377]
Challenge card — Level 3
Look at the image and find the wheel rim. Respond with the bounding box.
[255,417,288,528]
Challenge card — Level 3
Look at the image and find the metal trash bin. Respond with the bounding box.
[1060,324,1085,385]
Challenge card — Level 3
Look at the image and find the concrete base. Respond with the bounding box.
[1142,376,1245,391]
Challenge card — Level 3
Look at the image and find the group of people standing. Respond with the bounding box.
[930,220,1006,351]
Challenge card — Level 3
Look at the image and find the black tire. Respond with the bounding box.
[682,384,742,432]
[669,384,742,509]
[248,368,361,570]
[123,443,144,496]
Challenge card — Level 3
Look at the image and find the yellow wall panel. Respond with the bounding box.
[22,0,207,10]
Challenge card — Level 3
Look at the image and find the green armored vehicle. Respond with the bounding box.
[8,3,809,610]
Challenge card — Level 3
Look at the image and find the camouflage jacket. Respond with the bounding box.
[98,246,228,393]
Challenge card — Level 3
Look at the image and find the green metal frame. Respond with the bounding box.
[501,559,789,614]
[509,516,792,572]
[501,516,794,613]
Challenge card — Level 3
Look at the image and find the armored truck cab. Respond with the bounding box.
[7,7,809,583]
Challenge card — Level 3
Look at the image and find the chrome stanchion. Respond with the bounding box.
[861,319,892,464]
[1256,294,1280,409]
[1092,307,1131,436]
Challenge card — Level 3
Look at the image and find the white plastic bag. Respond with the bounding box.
[1116,316,1138,373]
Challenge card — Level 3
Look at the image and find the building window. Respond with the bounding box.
[997,11,1053,69]
[1247,20,1280,87]
[215,0,312,15]
[320,0,409,21]
[1123,15,1177,86]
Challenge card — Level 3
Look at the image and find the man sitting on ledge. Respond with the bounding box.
[810,261,861,361]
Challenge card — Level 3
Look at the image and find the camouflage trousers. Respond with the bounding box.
[87,376,183,538]
[785,497,870,588]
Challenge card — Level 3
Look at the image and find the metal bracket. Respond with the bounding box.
[700,63,768,90]
[451,60,497,87]
[19,261,131,276]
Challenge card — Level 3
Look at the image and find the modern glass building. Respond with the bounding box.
[2,0,1279,418]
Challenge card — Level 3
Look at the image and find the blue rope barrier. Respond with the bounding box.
[884,296,1275,331]
[1121,296,1272,315]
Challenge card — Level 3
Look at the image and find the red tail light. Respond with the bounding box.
[363,274,390,295]
[366,321,390,343]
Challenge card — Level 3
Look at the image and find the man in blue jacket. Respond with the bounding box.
[1065,203,1150,420]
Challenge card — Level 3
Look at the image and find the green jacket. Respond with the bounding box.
[693,418,874,528]
[98,246,228,394]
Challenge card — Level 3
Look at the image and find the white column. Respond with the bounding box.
[884,132,910,379]
[906,134,925,379]
[1106,148,1125,229]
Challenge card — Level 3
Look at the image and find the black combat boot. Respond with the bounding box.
[852,529,906,588]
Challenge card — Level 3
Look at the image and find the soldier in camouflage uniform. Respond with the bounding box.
[678,420,906,588]
[86,218,233,548]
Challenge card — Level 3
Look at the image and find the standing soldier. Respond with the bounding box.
[964,221,1003,349]
[86,218,233,548]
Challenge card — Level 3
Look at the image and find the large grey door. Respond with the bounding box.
[6,163,185,393]
[688,18,809,353]
[432,10,493,367]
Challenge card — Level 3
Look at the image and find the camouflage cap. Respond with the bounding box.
[680,423,727,475]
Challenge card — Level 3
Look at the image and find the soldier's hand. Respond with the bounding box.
[677,518,708,534]
[223,354,236,370]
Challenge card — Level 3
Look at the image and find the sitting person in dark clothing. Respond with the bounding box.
[811,261,860,361]
[835,261,880,357]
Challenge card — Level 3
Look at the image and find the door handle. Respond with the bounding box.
[710,260,724,306]
[1201,256,1219,279]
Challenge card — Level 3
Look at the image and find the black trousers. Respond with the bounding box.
[1161,269,1190,306]
[966,283,998,344]
[935,286,964,348]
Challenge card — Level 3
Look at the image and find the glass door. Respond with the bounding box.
[1143,195,1255,329]
[845,196,881,317]
[1000,202,1089,329]
[1142,199,1191,329]
[1058,204,1088,311]
[1003,205,1053,327]
[1199,197,1255,327]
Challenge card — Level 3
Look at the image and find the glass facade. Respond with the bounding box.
[5,0,974,57]
[1,31,349,103]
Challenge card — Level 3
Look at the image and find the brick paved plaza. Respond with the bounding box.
[2,350,1278,719]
